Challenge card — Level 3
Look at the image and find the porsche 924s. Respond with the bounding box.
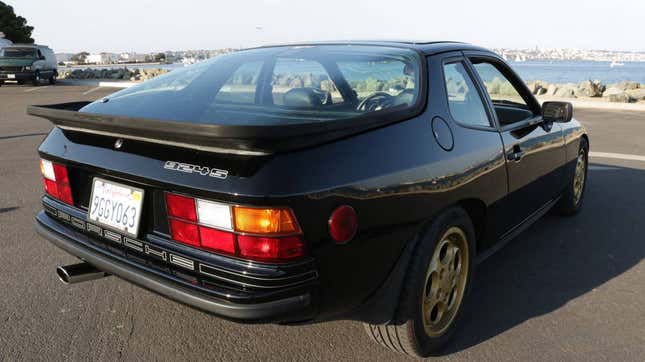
[31,41,588,357]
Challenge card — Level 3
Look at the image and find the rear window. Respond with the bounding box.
[80,45,422,126]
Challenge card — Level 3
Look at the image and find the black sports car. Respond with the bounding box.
[31,41,588,357]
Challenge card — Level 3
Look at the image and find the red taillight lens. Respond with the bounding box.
[40,159,73,205]
[199,226,236,255]
[165,193,197,221]
[168,219,200,246]
[164,192,305,263]
[237,235,304,262]
[328,205,358,243]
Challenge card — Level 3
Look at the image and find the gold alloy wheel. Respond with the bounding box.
[573,150,587,205]
[422,227,469,337]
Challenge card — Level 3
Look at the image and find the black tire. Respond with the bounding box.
[363,206,476,357]
[17,80,25,85]
[49,72,57,85]
[32,71,40,86]
[556,138,589,216]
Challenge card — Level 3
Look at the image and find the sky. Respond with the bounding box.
[8,0,645,53]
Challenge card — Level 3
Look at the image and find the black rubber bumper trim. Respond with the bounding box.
[35,211,311,321]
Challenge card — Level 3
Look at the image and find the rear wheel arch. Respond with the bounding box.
[456,198,486,253]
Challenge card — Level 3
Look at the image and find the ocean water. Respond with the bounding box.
[71,60,645,85]
[508,60,645,85]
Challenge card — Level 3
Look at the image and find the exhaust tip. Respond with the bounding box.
[56,266,72,284]
[55,262,108,284]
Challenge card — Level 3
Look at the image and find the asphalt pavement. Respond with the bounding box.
[1,82,644,361]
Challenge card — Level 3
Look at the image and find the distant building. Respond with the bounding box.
[55,53,73,63]
[86,52,118,64]
[118,52,147,63]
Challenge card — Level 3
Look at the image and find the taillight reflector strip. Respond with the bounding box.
[164,192,303,262]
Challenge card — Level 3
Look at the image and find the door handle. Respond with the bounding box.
[507,145,525,162]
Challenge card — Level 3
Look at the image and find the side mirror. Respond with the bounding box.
[542,101,573,123]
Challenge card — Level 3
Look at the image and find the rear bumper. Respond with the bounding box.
[35,210,315,322]
[0,71,35,80]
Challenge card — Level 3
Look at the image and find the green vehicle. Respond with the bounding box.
[0,44,58,86]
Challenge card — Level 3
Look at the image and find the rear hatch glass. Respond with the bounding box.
[80,45,423,126]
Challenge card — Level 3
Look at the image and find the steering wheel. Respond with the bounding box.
[357,92,394,112]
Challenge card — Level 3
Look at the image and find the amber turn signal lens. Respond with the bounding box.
[233,207,300,235]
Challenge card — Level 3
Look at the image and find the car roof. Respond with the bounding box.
[6,44,50,49]
[248,40,494,56]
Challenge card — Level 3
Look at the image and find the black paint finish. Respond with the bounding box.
[33,41,588,323]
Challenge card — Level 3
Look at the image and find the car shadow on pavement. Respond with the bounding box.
[444,162,645,354]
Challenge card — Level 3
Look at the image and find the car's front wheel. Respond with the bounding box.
[363,206,475,357]
[557,138,589,216]
[32,71,41,86]
[49,72,57,85]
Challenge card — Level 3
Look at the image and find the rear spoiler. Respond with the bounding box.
[27,102,422,156]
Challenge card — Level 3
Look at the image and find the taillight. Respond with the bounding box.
[165,192,303,262]
[40,159,73,205]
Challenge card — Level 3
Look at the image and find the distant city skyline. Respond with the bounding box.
[9,0,645,53]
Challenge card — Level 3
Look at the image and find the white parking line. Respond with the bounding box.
[82,86,102,95]
[24,86,50,93]
[590,152,645,162]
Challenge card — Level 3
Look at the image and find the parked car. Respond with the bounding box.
[0,44,58,86]
[30,41,588,357]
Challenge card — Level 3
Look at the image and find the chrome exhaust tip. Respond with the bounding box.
[56,262,109,284]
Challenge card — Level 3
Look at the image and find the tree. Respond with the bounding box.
[154,52,166,62]
[70,51,89,64]
[0,2,34,43]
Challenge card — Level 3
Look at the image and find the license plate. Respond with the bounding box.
[88,178,144,237]
[7,74,15,79]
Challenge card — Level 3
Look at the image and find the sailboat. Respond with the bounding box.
[610,60,625,68]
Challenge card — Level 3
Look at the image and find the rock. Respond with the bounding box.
[576,80,604,97]
[609,81,640,91]
[626,88,645,100]
[526,81,540,94]
[546,84,559,96]
[554,84,577,98]
[603,87,624,97]
[608,92,635,103]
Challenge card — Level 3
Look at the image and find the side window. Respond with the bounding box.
[442,62,490,127]
[470,60,535,125]
[214,61,263,104]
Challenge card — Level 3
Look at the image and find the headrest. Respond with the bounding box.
[282,88,323,108]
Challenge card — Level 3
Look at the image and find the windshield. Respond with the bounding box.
[0,48,37,59]
[81,45,422,126]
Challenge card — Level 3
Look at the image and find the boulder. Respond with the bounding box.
[554,84,577,98]
[603,87,624,97]
[609,81,640,91]
[608,92,635,103]
[546,84,558,96]
[626,88,645,101]
[576,80,604,97]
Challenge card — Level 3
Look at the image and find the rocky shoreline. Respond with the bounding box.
[58,68,645,104]
[58,67,169,82]
[527,80,645,103]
